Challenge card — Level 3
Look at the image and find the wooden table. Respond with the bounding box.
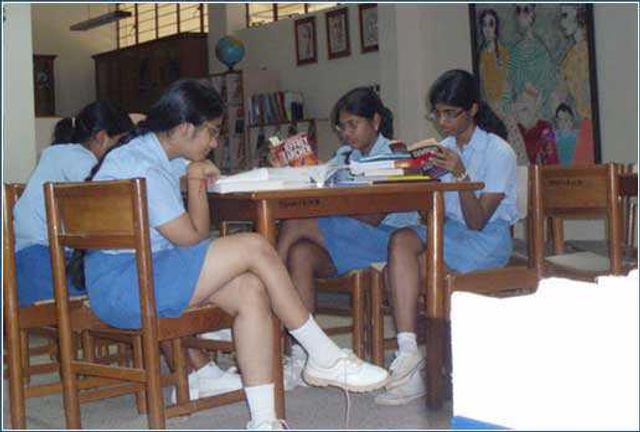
[209,181,483,415]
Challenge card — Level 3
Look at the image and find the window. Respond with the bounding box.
[246,3,337,27]
[117,3,208,48]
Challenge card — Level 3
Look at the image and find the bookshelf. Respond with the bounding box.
[207,70,248,174]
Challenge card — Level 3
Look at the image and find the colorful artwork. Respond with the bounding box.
[470,4,600,166]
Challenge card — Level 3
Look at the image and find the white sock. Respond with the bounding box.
[244,383,276,425]
[196,360,224,378]
[397,332,419,354]
[289,315,344,367]
[290,343,307,361]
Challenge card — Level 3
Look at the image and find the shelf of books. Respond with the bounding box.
[207,70,248,174]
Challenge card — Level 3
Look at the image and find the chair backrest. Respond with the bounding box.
[3,183,25,315]
[43,178,159,332]
[530,162,623,274]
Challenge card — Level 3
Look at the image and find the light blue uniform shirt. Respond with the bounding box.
[328,134,419,228]
[94,133,189,253]
[440,127,519,225]
[14,144,98,252]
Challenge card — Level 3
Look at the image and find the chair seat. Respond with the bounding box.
[545,251,612,273]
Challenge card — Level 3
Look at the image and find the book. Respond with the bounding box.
[355,167,424,177]
[208,165,342,193]
[349,157,425,174]
[269,133,319,167]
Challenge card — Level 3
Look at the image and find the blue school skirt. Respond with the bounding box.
[317,216,397,275]
[412,219,513,273]
[85,240,211,329]
[15,245,86,307]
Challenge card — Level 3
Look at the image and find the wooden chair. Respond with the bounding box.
[369,165,542,367]
[531,162,633,281]
[219,220,369,359]
[44,178,274,428]
[3,183,142,428]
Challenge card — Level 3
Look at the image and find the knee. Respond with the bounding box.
[238,233,279,261]
[389,228,419,255]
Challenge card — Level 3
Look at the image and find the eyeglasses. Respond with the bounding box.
[429,108,465,123]
[334,119,364,134]
[204,123,222,139]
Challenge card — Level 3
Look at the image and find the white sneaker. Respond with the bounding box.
[170,363,242,404]
[200,328,233,342]
[246,419,288,430]
[302,349,389,392]
[198,365,243,398]
[384,350,425,390]
[374,362,426,405]
[282,355,308,391]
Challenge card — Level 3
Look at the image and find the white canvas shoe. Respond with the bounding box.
[246,419,287,430]
[302,349,388,392]
[384,350,425,390]
[198,365,243,397]
[374,363,426,405]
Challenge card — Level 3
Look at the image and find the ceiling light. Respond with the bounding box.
[69,10,132,31]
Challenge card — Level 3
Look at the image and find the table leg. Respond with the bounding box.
[424,191,446,410]
[255,201,285,419]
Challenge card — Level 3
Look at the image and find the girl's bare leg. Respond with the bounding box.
[286,239,336,311]
[387,228,426,333]
[276,218,327,261]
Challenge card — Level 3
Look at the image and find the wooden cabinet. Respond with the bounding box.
[93,33,208,113]
[33,55,57,116]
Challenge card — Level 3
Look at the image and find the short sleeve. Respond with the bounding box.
[144,166,185,228]
[480,145,516,195]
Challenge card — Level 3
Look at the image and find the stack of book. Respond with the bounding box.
[344,138,449,183]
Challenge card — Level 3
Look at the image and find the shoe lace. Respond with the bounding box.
[388,351,408,373]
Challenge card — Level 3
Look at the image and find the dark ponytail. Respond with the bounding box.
[52,101,134,147]
[331,86,394,139]
[428,69,507,140]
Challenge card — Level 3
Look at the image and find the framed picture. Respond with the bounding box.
[295,16,317,66]
[326,7,351,59]
[359,4,379,53]
[469,4,600,166]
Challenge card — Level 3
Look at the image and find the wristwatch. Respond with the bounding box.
[453,168,468,182]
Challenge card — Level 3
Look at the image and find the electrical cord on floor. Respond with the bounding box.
[341,364,351,429]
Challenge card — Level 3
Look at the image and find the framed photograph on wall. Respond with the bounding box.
[469,4,600,166]
[295,16,317,66]
[359,4,379,53]
[326,7,351,59]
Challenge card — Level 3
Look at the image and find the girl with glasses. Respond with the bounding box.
[276,86,420,390]
[375,69,519,406]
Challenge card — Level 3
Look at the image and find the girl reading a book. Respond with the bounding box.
[276,87,419,389]
[79,79,387,430]
[375,69,518,406]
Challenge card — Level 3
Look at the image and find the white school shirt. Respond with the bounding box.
[14,144,98,252]
[440,126,519,225]
[93,133,188,253]
[328,134,420,228]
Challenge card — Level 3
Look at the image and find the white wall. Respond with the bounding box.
[3,4,37,183]
[31,4,117,117]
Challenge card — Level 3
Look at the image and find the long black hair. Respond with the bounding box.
[428,69,508,140]
[68,78,225,290]
[52,101,133,146]
[330,86,394,139]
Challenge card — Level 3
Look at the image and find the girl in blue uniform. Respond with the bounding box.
[276,87,419,389]
[13,101,133,307]
[376,69,518,405]
[85,79,388,430]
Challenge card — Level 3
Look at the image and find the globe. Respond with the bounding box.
[215,36,245,70]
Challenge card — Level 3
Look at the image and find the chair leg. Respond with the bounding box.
[172,338,190,405]
[6,328,27,428]
[133,335,147,414]
[20,330,30,384]
[370,269,385,367]
[351,272,366,359]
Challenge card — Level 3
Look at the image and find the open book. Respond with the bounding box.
[208,164,344,194]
